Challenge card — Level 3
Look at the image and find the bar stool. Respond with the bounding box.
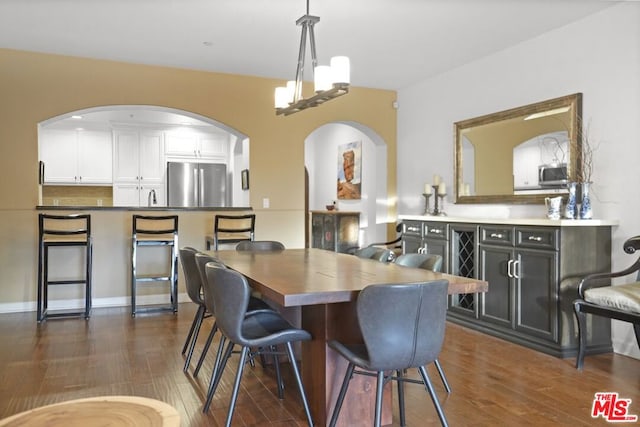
[205,214,255,250]
[37,213,92,322]
[131,215,179,317]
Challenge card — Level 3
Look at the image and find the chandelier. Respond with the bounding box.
[274,0,350,116]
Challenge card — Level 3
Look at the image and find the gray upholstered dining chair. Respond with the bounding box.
[202,263,314,427]
[236,240,285,251]
[178,247,211,373]
[354,245,395,262]
[191,252,273,378]
[328,280,450,427]
[393,252,449,393]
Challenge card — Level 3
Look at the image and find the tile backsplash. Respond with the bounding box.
[41,185,113,207]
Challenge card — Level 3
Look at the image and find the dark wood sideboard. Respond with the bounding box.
[400,215,616,358]
[310,210,360,253]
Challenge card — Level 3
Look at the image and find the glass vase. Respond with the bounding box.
[579,182,593,219]
[564,182,578,219]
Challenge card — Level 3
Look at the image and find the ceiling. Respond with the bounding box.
[0,0,621,91]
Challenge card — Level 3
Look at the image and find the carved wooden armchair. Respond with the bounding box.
[574,235,640,369]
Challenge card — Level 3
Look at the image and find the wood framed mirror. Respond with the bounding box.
[454,93,582,204]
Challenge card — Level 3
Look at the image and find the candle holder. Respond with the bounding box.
[433,192,447,216]
[422,193,432,215]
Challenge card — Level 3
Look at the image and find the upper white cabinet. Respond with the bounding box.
[40,128,113,185]
[165,131,228,160]
[113,130,164,183]
[113,130,165,207]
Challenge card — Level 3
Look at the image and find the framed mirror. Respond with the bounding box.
[454,93,582,204]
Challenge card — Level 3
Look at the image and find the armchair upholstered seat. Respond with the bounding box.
[574,235,640,369]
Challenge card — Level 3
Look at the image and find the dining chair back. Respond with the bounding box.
[354,246,395,262]
[235,240,285,251]
[394,253,443,272]
[358,281,448,370]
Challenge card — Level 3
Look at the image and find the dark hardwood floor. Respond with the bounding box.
[0,303,638,426]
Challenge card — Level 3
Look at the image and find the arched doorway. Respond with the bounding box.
[304,121,389,248]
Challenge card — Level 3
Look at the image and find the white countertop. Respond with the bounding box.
[398,215,618,227]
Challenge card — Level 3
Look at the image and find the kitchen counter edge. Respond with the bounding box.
[36,206,253,212]
[398,215,618,227]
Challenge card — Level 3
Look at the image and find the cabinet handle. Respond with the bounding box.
[490,232,504,239]
[140,176,143,180]
[528,236,543,242]
[507,259,514,278]
[513,260,521,279]
[429,228,442,234]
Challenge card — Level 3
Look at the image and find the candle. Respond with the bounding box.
[438,182,446,195]
[424,183,432,194]
[433,174,441,186]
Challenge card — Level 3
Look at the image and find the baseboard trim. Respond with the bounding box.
[0,293,190,314]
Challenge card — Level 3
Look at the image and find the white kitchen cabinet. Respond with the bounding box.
[40,128,112,185]
[165,132,228,160]
[113,130,165,207]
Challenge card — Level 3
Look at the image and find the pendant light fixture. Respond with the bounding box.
[274,0,350,116]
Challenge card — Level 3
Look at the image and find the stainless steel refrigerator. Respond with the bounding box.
[167,162,227,207]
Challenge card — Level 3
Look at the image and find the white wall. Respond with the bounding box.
[305,123,388,246]
[398,3,640,358]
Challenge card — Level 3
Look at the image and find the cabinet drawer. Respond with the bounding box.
[516,227,558,250]
[402,221,424,238]
[424,222,448,240]
[480,226,514,246]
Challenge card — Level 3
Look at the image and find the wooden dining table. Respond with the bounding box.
[212,248,488,427]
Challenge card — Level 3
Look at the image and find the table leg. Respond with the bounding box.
[301,302,392,427]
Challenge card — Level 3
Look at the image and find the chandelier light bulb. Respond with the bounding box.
[330,56,350,85]
[275,86,289,109]
[314,65,332,92]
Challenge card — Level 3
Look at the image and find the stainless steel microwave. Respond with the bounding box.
[538,163,567,186]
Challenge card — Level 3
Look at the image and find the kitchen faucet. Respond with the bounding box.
[148,189,157,207]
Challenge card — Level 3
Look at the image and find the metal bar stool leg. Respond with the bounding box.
[85,239,92,319]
